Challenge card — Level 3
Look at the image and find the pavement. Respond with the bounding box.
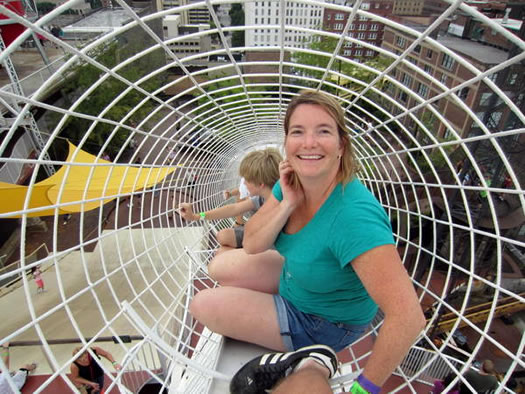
[1,197,203,392]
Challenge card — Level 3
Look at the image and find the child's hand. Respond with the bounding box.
[178,203,198,221]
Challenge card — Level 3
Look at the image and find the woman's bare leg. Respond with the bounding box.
[208,248,283,293]
[190,286,286,351]
[216,228,237,248]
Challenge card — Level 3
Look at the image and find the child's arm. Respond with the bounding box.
[179,199,255,221]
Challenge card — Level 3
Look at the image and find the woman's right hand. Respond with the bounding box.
[279,159,304,210]
[90,382,100,391]
[178,203,197,221]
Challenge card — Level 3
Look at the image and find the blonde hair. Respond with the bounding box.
[239,147,282,188]
[283,90,357,185]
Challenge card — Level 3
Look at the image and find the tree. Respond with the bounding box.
[36,2,55,14]
[229,3,245,47]
[56,40,167,158]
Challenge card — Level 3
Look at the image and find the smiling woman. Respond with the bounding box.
[190,91,426,393]
[285,104,343,184]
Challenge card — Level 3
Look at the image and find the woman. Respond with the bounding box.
[70,346,122,393]
[190,90,425,392]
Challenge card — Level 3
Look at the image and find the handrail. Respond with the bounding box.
[119,339,165,393]
[0,243,49,291]
[7,336,143,347]
[430,292,525,334]
[399,345,464,384]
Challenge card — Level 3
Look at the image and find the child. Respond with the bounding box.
[32,266,45,293]
[179,147,282,251]
[223,178,250,226]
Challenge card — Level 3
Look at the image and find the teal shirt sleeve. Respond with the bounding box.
[330,191,395,268]
[272,180,283,201]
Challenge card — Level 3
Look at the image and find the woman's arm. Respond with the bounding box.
[243,196,292,253]
[70,363,99,390]
[243,159,303,254]
[178,199,255,222]
[351,244,426,388]
[92,347,122,370]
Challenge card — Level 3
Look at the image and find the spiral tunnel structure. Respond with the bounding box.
[0,0,524,392]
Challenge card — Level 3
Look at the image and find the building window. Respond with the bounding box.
[366,50,374,56]
[440,73,447,85]
[343,49,351,55]
[361,2,370,9]
[417,82,428,98]
[359,24,367,30]
[459,87,469,100]
[334,23,344,30]
[424,64,432,74]
[359,15,367,20]
[441,53,455,70]
[414,44,421,53]
[426,49,433,59]
[487,111,502,125]
[327,13,331,20]
[358,32,366,39]
[344,41,352,47]
[399,91,408,102]
[335,13,344,20]
[508,73,518,85]
[370,24,379,31]
[401,73,413,87]
[479,92,503,106]
[348,32,354,38]
[488,72,498,82]
[396,35,407,48]
[369,33,377,39]
[355,49,363,56]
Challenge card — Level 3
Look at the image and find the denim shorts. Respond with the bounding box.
[273,294,369,352]
[233,226,244,248]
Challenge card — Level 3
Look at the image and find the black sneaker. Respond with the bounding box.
[229,344,338,394]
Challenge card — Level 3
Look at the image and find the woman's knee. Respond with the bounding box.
[216,229,235,247]
[208,253,228,282]
[189,288,215,322]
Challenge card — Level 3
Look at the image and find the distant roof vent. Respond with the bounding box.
[502,8,511,24]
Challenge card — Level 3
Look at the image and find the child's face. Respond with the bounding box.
[244,180,262,196]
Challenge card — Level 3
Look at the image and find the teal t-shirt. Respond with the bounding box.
[272,179,395,325]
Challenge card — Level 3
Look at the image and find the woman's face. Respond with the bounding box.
[77,351,89,363]
[285,104,343,183]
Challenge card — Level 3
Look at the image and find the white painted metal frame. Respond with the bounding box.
[0,0,524,392]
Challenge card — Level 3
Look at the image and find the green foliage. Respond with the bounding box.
[192,77,271,143]
[59,41,167,157]
[36,2,55,14]
[229,3,245,47]
[293,36,393,92]
[292,36,397,132]
[229,4,244,26]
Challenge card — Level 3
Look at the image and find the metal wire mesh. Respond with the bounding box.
[0,0,524,392]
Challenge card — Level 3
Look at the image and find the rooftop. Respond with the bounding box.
[62,7,142,34]
[438,34,509,64]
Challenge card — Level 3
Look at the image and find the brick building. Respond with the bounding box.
[382,18,524,140]
[323,0,394,59]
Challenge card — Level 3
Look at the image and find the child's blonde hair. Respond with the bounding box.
[239,147,282,188]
